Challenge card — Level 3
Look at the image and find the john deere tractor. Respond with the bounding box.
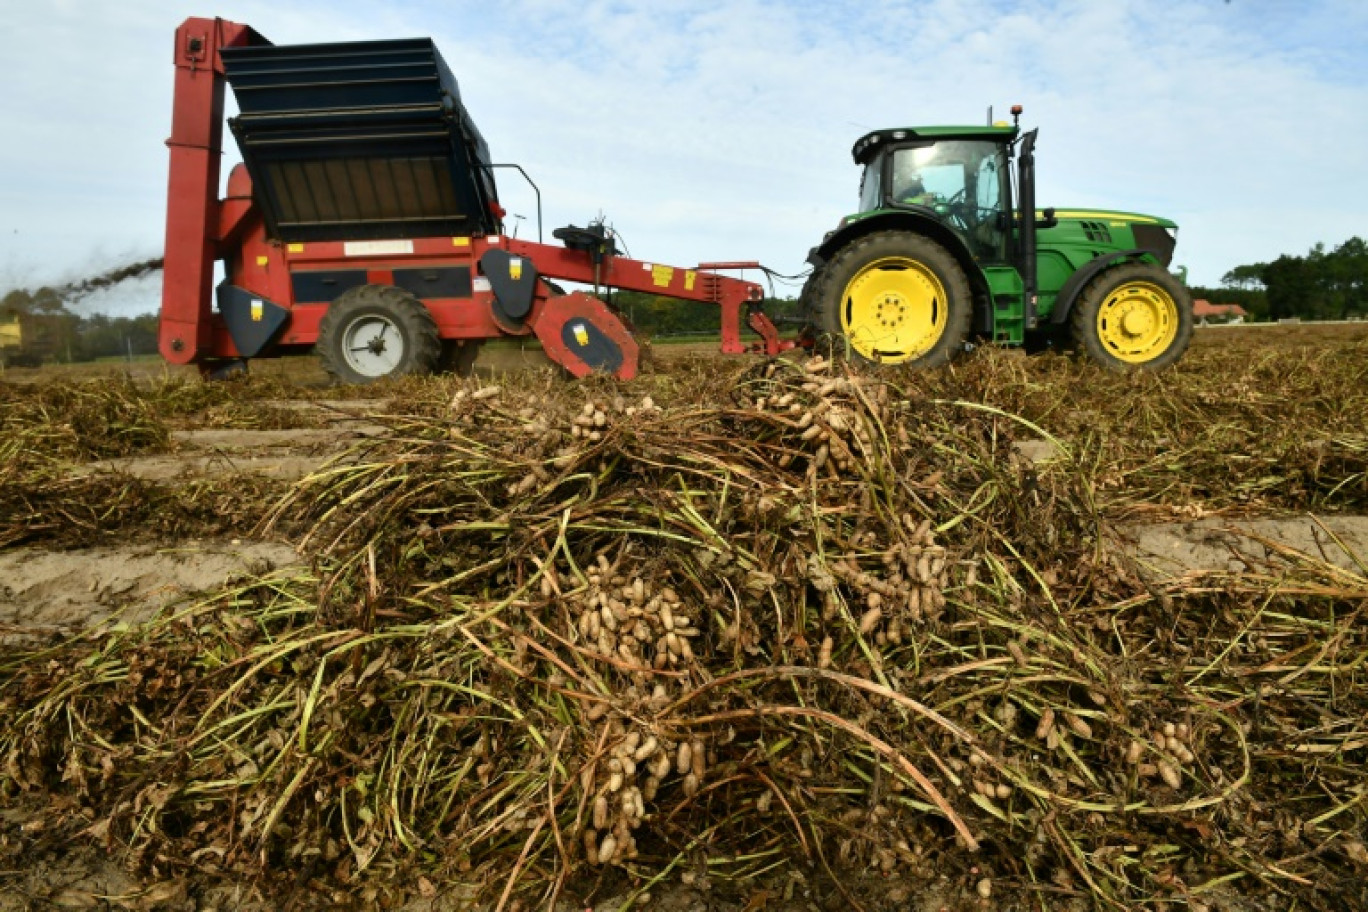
[803,107,1193,370]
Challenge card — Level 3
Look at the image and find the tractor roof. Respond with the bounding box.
[852,125,1018,164]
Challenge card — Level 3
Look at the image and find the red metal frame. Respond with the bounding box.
[159,17,790,372]
[160,18,262,365]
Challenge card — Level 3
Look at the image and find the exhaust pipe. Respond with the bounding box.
[1018,128,1039,329]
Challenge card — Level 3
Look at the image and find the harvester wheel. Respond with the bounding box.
[317,285,441,384]
[814,231,972,367]
[438,340,483,377]
[1071,262,1193,370]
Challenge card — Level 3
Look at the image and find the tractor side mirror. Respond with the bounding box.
[1035,207,1058,229]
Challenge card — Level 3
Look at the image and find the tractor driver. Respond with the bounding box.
[897,174,938,207]
[893,155,938,207]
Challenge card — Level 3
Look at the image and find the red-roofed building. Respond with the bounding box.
[1193,300,1248,325]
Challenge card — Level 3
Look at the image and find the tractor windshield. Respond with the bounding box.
[889,140,1010,261]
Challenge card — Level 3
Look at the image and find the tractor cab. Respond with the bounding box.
[853,126,1017,263]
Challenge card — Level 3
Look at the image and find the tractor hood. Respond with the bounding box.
[1043,208,1177,230]
[1039,208,1180,267]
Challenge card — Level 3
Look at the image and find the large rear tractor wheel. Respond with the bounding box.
[814,231,972,367]
[317,285,441,384]
[1071,263,1193,370]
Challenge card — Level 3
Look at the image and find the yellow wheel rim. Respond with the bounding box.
[840,257,947,363]
[1096,281,1179,364]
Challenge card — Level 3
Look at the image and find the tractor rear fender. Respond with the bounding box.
[1048,249,1162,325]
[807,212,991,326]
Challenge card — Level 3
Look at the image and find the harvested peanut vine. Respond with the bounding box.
[3,348,1367,910]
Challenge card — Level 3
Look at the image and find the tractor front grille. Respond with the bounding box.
[1131,224,1176,267]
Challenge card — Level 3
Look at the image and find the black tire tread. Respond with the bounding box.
[438,339,483,377]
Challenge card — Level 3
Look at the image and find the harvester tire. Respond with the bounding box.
[814,231,972,368]
[317,285,442,384]
[1071,262,1193,371]
[438,340,483,377]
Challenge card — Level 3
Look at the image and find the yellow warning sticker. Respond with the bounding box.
[685,270,696,292]
[250,300,263,322]
[256,255,269,267]
[572,323,589,346]
[452,237,471,247]
[287,243,304,253]
[510,258,523,281]
[652,265,674,288]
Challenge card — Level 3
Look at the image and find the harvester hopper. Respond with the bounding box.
[220,38,499,244]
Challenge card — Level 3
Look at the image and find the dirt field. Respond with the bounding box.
[3,327,1367,911]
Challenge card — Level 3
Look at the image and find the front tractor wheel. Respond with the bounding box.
[1071,263,1193,370]
[814,231,972,367]
[317,285,442,384]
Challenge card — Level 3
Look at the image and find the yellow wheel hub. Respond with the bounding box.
[1096,281,1179,364]
[840,257,947,363]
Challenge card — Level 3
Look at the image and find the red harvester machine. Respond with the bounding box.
[160,18,787,382]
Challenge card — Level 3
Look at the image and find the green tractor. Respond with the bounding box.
[802,106,1193,369]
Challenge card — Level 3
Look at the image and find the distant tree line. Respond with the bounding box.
[606,290,804,336]
[1,282,806,364]
[7,235,1363,364]
[1,287,158,363]
[1192,236,1367,322]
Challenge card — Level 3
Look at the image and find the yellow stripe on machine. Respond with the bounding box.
[1048,211,1159,223]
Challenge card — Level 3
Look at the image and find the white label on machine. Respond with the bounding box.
[343,240,415,257]
[473,277,492,293]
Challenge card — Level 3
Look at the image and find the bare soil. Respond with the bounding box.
[0,540,300,634]
[79,425,385,482]
[1124,515,1368,578]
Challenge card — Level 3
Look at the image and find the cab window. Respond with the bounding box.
[858,161,883,212]
[889,140,1009,262]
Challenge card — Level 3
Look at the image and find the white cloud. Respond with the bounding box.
[1,0,1364,316]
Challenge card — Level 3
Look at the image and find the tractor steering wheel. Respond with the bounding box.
[944,187,972,230]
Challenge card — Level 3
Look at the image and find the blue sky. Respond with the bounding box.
[1,0,1365,316]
